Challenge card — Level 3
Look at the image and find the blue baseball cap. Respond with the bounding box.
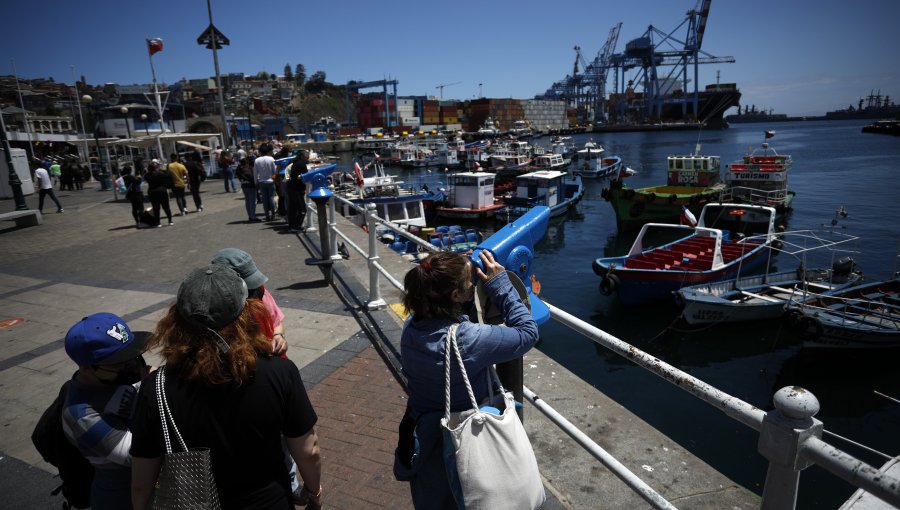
[64,313,147,366]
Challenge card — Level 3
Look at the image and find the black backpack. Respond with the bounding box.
[31,380,94,509]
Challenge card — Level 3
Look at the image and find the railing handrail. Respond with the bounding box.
[307,195,900,509]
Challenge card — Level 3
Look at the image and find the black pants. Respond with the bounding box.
[172,187,187,213]
[286,185,306,230]
[38,188,62,212]
[128,194,143,223]
[189,183,202,209]
[149,192,172,223]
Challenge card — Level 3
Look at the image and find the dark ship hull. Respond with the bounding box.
[606,85,741,130]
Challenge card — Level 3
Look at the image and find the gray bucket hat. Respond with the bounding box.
[176,264,248,330]
[211,248,268,289]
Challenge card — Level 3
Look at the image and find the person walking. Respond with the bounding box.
[166,153,189,216]
[62,312,151,510]
[49,160,62,189]
[130,264,323,510]
[34,163,64,213]
[394,251,540,508]
[144,160,173,227]
[236,156,259,222]
[121,165,144,228]
[254,143,278,222]
[219,148,236,193]
[73,161,85,190]
[60,160,75,191]
[186,151,205,212]
[286,151,308,231]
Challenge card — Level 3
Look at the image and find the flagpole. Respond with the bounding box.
[146,39,165,159]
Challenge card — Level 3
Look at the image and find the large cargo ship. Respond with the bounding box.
[606,83,741,130]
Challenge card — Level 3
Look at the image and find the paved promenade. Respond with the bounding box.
[1,179,759,509]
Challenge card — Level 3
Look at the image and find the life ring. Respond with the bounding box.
[645,193,656,203]
[796,316,823,341]
[623,189,636,200]
[668,194,678,204]
[629,202,645,217]
[600,274,620,296]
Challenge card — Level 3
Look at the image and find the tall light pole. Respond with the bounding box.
[70,66,91,165]
[0,104,28,210]
[200,0,231,149]
[120,106,134,163]
[140,113,150,136]
[82,95,111,190]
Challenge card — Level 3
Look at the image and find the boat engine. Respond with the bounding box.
[832,256,856,276]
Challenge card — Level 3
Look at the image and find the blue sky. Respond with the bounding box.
[2,0,898,116]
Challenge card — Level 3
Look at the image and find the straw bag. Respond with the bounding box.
[440,324,545,510]
[151,367,221,509]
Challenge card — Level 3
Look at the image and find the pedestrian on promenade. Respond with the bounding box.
[236,156,259,222]
[166,153,189,216]
[274,146,291,219]
[186,151,205,212]
[286,151,308,231]
[144,160,173,227]
[395,251,539,509]
[60,160,75,191]
[121,165,144,228]
[219,148,236,193]
[62,312,151,510]
[49,159,62,189]
[254,143,278,222]
[74,162,86,190]
[34,163,64,213]
[130,264,323,510]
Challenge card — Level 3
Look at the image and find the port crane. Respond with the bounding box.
[344,78,399,127]
[607,0,735,124]
[537,23,622,124]
[435,81,461,99]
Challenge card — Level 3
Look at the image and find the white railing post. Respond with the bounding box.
[328,195,341,261]
[304,191,316,233]
[758,386,823,510]
[365,203,386,310]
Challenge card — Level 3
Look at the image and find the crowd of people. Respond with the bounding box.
[61,249,323,509]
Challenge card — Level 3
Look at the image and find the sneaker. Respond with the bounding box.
[198,206,203,212]
[57,209,64,213]
[168,221,174,226]
[156,224,162,228]
[183,209,189,215]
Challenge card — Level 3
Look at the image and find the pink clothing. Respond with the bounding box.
[262,288,284,328]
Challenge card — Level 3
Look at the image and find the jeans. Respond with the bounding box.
[258,181,276,219]
[172,187,187,213]
[190,183,202,209]
[38,188,63,212]
[242,187,257,220]
[222,165,236,192]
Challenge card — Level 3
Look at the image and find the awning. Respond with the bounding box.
[175,140,213,152]
[105,133,222,149]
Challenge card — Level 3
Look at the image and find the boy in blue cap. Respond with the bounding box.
[62,312,150,510]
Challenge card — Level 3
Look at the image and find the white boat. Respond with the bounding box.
[533,153,570,170]
[436,171,506,220]
[508,120,533,139]
[478,118,500,137]
[577,139,605,158]
[500,170,584,221]
[572,154,623,178]
[722,138,795,213]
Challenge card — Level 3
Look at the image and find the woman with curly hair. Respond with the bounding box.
[395,251,540,508]
[130,264,322,509]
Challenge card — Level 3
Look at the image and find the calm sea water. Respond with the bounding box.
[339,120,900,507]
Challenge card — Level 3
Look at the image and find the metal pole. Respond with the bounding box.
[0,107,29,210]
[328,195,340,261]
[206,0,231,148]
[11,59,35,163]
[365,203,386,309]
[70,66,91,166]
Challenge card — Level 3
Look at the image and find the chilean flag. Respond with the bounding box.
[147,38,164,56]
[353,162,364,187]
[680,205,697,227]
[764,130,775,139]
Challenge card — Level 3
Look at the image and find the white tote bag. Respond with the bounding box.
[440,323,545,510]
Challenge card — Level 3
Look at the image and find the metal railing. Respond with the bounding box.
[305,195,900,509]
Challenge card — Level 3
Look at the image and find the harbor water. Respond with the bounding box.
[334,119,900,508]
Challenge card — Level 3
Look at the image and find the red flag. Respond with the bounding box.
[680,205,697,227]
[147,38,164,56]
[353,162,364,187]
[764,130,775,139]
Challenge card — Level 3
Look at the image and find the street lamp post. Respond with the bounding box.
[0,106,28,210]
[140,113,150,136]
[120,106,134,164]
[82,95,112,191]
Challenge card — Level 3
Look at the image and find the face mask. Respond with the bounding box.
[95,355,147,386]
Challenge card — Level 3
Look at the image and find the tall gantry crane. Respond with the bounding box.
[608,0,734,123]
[537,23,622,124]
[435,81,462,99]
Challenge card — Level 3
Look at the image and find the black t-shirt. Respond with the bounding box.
[186,160,205,185]
[131,356,317,510]
[144,170,172,195]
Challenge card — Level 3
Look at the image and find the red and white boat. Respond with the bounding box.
[436,171,507,220]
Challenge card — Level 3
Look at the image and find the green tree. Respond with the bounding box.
[284,64,293,80]
[305,71,326,94]
[294,64,306,86]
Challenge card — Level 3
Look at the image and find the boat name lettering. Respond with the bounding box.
[692,310,725,321]
[675,171,698,184]
[728,172,786,181]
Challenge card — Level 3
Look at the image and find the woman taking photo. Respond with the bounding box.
[397,250,539,508]
[130,264,322,509]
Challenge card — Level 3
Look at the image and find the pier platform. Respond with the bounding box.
[0,178,759,508]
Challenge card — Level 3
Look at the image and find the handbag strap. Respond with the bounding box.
[445,323,501,421]
[155,366,189,454]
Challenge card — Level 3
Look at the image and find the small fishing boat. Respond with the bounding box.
[572,154,623,178]
[676,251,862,325]
[478,118,501,138]
[592,203,777,306]
[532,152,570,170]
[576,139,604,159]
[499,170,583,221]
[601,149,726,233]
[788,277,900,349]
[436,171,507,220]
[721,133,795,214]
